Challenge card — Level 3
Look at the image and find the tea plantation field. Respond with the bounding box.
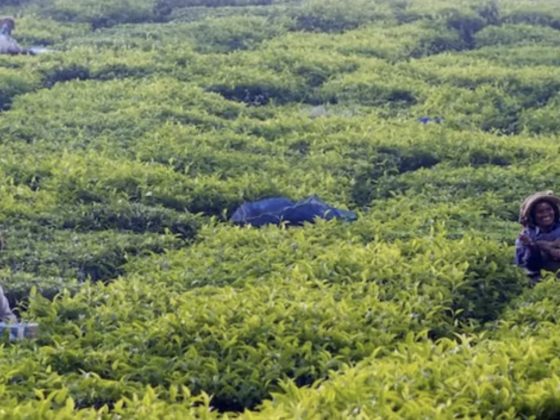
[2,0,560,418]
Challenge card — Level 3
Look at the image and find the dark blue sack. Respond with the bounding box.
[418,117,442,124]
[231,195,357,227]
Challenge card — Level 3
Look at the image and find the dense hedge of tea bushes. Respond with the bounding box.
[2,0,560,418]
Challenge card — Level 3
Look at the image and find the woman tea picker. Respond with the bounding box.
[516,191,560,285]
[0,232,39,341]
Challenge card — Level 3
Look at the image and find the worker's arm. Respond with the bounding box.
[515,235,542,274]
[0,284,16,323]
[534,240,560,260]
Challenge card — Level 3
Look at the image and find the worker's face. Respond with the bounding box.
[534,201,556,228]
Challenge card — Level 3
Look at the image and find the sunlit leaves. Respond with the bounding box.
[2,0,560,418]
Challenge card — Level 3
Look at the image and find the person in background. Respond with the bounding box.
[516,191,560,285]
[0,284,16,323]
[0,18,22,55]
[0,232,16,323]
[0,17,37,55]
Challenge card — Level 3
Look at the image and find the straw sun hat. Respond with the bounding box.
[519,190,560,226]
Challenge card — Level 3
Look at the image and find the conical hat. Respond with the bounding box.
[519,190,560,226]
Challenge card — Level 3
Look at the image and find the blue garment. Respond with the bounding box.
[231,195,357,227]
[418,117,442,124]
[515,221,560,276]
[0,322,37,341]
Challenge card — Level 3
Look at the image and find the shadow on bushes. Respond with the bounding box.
[40,64,91,88]
[450,255,527,329]
[206,84,304,106]
[502,9,560,31]
[40,1,159,30]
[60,202,202,240]
[351,147,441,207]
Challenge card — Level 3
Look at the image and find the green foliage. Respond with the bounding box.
[2,0,560,418]
[501,0,560,31]
[40,0,157,29]
[157,0,277,8]
[0,67,40,110]
[0,78,249,144]
[180,16,290,53]
[240,333,560,419]
[474,23,560,48]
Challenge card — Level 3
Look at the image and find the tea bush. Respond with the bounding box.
[0,67,40,111]
[239,332,560,419]
[39,0,157,29]
[2,0,560,418]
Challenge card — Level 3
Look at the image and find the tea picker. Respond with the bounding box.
[0,17,54,55]
[515,190,560,285]
[0,285,38,342]
[0,234,39,342]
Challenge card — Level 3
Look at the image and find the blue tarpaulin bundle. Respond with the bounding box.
[231,195,357,227]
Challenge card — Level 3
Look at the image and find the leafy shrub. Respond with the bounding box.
[34,279,416,410]
[181,16,289,53]
[0,222,182,287]
[0,68,39,111]
[319,68,425,107]
[39,64,91,88]
[199,53,311,105]
[2,0,560,418]
[21,225,521,410]
[155,0,275,9]
[474,23,560,48]
[518,95,560,135]
[468,45,560,67]
[501,1,560,31]
[291,0,392,33]
[0,270,78,312]
[351,146,441,206]
[40,0,156,29]
[48,202,200,241]
[290,22,466,60]
[0,77,248,146]
[417,84,523,134]
[242,332,560,419]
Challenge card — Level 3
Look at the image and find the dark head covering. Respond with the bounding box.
[0,18,15,36]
